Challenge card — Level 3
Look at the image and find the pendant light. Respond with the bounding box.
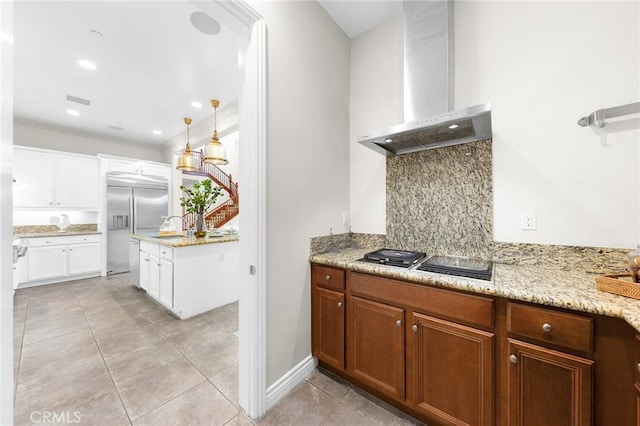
[202,99,228,165]
[176,117,201,171]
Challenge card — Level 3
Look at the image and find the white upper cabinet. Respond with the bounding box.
[108,157,170,178]
[13,147,99,209]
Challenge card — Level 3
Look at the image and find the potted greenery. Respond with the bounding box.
[179,179,223,238]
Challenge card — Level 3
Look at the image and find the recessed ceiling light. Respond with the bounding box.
[190,11,221,35]
[88,29,103,40]
[78,59,97,70]
[191,101,202,108]
[153,130,162,135]
[384,138,393,143]
[448,124,459,130]
[66,109,79,116]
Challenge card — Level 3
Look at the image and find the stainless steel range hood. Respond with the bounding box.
[358,1,492,156]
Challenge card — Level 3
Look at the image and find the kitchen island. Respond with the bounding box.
[130,233,239,319]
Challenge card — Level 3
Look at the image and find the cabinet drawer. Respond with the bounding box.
[159,246,174,261]
[507,302,593,353]
[26,234,100,247]
[140,241,160,256]
[349,272,494,329]
[312,265,345,291]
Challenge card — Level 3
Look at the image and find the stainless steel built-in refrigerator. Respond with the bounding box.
[106,173,168,275]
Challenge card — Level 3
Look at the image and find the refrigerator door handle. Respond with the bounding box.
[130,195,135,234]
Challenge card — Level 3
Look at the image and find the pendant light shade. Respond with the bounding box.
[203,99,228,165]
[176,117,201,171]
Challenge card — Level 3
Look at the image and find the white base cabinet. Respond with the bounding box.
[20,234,102,286]
[135,239,238,319]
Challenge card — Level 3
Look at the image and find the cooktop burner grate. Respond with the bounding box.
[416,255,493,281]
[360,248,426,268]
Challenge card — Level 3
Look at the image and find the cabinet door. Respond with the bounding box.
[508,339,593,426]
[159,258,173,308]
[139,252,149,291]
[147,255,160,299]
[110,159,139,174]
[410,312,494,425]
[312,286,345,370]
[347,295,405,400]
[139,162,169,178]
[13,149,56,207]
[68,243,100,275]
[27,246,67,281]
[57,156,99,208]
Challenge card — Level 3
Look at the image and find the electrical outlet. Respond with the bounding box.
[520,211,537,230]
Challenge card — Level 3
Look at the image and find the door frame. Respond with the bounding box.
[191,0,268,419]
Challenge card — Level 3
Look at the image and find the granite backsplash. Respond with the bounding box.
[14,224,98,235]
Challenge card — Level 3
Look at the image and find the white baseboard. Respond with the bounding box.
[265,355,318,410]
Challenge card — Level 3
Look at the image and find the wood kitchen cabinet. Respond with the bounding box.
[347,295,405,401]
[507,339,593,426]
[311,265,346,370]
[410,312,494,425]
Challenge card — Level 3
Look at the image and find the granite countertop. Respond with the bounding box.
[310,248,640,333]
[14,231,102,238]
[130,233,239,247]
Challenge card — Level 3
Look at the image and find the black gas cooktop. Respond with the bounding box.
[360,248,426,268]
[360,249,493,281]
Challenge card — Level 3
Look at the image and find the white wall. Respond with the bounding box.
[14,122,164,162]
[349,12,402,234]
[350,1,640,249]
[247,0,351,387]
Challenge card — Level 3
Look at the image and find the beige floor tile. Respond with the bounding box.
[95,324,166,360]
[184,334,238,378]
[165,322,231,355]
[340,388,418,425]
[20,328,95,366]
[133,381,238,426]
[305,369,351,400]
[14,364,128,426]
[157,314,228,341]
[210,362,239,407]
[116,356,206,421]
[105,338,184,387]
[321,402,376,425]
[17,343,103,393]
[22,315,89,345]
[204,302,239,332]
[25,305,84,328]
[255,382,336,426]
[224,413,254,425]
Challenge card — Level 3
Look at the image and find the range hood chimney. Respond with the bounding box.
[358,1,492,156]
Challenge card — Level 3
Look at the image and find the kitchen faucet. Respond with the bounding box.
[164,215,187,230]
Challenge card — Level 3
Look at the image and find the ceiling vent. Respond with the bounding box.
[65,94,91,106]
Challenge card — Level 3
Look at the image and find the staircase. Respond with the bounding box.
[182,161,239,230]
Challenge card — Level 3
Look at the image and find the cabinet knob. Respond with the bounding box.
[636,363,640,374]
[337,302,343,308]
[396,320,402,327]
[542,323,553,332]
[49,202,53,205]
[411,324,418,332]
[509,354,518,364]
[325,275,331,281]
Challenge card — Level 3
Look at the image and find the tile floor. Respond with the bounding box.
[13,273,423,425]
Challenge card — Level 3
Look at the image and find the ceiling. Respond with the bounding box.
[317,0,401,39]
[13,1,240,146]
[13,1,399,148]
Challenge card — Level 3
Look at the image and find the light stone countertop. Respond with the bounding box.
[310,248,640,333]
[14,231,102,238]
[130,233,239,247]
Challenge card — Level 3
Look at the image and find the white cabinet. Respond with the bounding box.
[159,258,174,308]
[108,157,170,178]
[13,147,99,209]
[21,235,101,285]
[139,242,173,308]
[68,243,101,275]
[27,246,67,281]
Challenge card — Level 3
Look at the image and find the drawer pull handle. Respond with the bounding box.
[637,363,640,374]
[509,354,518,364]
[396,320,402,327]
[325,275,331,281]
[542,323,553,332]
[337,302,342,308]
[412,325,418,332]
